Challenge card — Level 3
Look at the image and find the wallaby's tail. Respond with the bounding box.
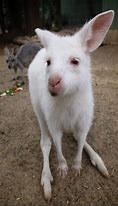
[84,142,109,177]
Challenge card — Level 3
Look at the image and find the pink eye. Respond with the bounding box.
[47,60,51,66]
[70,58,79,65]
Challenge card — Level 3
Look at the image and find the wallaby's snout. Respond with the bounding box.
[8,65,11,69]
[48,74,62,96]
[7,62,13,69]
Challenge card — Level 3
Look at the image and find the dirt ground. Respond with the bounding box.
[0,43,118,206]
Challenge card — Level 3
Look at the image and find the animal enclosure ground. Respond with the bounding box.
[0,44,118,206]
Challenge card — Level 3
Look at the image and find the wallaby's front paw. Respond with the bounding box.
[58,160,68,178]
[72,160,82,176]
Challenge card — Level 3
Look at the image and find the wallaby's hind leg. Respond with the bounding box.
[73,128,109,177]
[35,110,53,201]
[84,142,109,177]
[40,130,53,201]
[20,67,25,83]
[13,67,17,83]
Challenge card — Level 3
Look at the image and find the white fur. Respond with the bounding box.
[28,10,114,201]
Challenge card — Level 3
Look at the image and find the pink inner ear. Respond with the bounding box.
[87,12,113,51]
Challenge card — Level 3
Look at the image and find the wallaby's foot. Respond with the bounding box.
[84,142,109,178]
[17,75,22,80]
[10,76,22,81]
[58,160,68,178]
[41,170,53,202]
[90,154,109,177]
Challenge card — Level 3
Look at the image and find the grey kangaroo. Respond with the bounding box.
[5,42,42,80]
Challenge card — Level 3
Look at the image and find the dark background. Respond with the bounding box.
[0,0,117,40]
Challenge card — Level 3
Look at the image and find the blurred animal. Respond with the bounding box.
[4,42,42,80]
[28,10,114,201]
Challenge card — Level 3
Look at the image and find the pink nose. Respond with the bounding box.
[48,75,62,87]
[48,75,62,96]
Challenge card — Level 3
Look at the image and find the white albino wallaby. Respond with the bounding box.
[28,10,114,201]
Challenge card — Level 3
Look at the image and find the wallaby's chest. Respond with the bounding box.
[46,99,80,132]
[60,108,76,132]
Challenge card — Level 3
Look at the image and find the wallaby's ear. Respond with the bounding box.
[75,10,114,52]
[13,47,18,55]
[4,47,10,56]
[10,48,14,55]
[35,28,56,48]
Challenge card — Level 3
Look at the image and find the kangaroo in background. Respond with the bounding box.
[4,42,42,80]
[28,10,114,201]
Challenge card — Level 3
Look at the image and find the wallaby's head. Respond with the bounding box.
[35,11,114,97]
[4,47,17,70]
